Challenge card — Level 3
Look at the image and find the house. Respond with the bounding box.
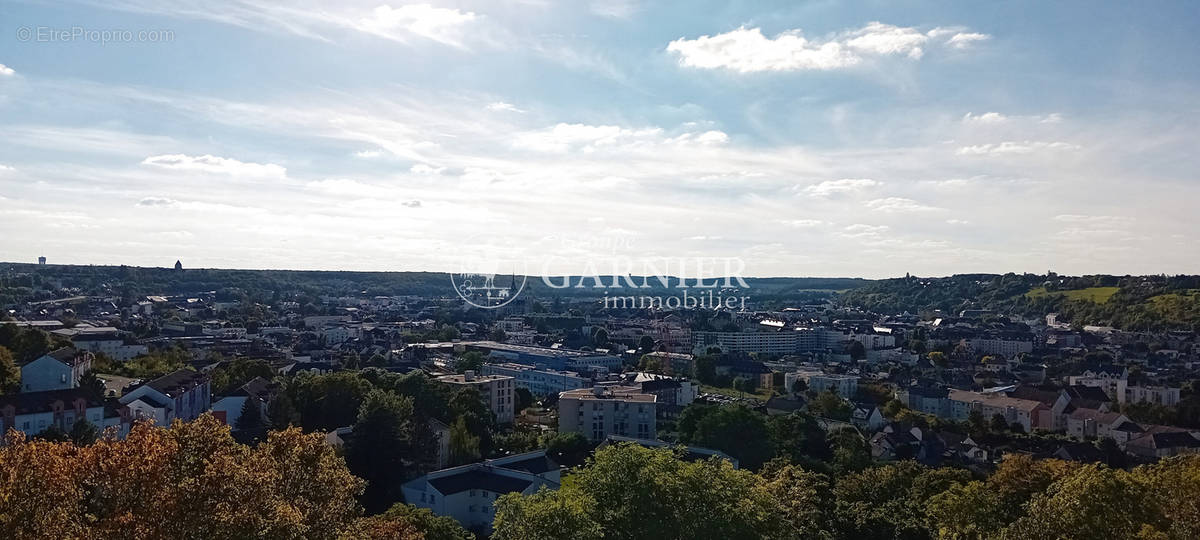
[436,371,516,424]
[1065,409,1129,440]
[401,450,561,535]
[210,376,279,430]
[118,369,212,426]
[558,386,656,442]
[1053,442,1106,463]
[870,429,919,460]
[1125,431,1200,459]
[765,396,807,416]
[0,387,118,439]
[20,348,93,392]
[851,402,887,432]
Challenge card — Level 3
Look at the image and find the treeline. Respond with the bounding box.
[492,443,1200,540]
[841,273,1200,331]
[1,262,867,306]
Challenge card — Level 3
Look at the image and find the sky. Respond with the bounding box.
[1,0,1199,279]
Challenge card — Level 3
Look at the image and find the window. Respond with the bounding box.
[470,490,477,497]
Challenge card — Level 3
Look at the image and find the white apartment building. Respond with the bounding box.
[437,372,516,424]
[948,389,1045,433]
[0,388,117,439]
[558,386,657,442]
[968,338,1034,358]
[402,450,560,535]
[119,369,212,426]
[480,363,587,397]
[21,348,93,392]
[1125,385,1182,407]
[784,369,858,396]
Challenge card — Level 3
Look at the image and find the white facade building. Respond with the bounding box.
[480,362,587,397]
[20,348,93,393]
[118,369,212,426]
[558,386,656,442]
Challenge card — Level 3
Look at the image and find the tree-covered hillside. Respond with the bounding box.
[840,273,1200,331]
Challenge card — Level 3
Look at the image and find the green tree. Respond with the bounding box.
[344,389,417,513]
[928,351,948,368]
[489,327,507,342]
[544,431,591,467]
[1005,464,1166,539]
[0,346,18,394]
[638,335,655,352]
[448,416,481,466]
[514,387,534,413]
[68,419,99,446]
[494,443,790,540]
[759,461,836,539]
[767,412,831,466]
[833,461,971,540]
[678,404,773,470]
[828,427,873,475]
[809,390,853,421]
[236,397,264,433]
[266,390,299,430]
[493,487,603,540]
[455,351,484,374]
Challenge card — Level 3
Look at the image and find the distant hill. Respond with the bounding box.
[0,262,868,307]
[839,273,1200,331]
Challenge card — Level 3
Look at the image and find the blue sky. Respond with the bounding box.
[1,0,1199,278]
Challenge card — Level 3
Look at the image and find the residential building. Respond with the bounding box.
[558,386,657,442]
[1126,431,1200,459]
[480,362,587,397]
[20,348,93,392]
[210,376,279,430]
[968,337,1033,358]
[691,329,819,355]
[0,388,116,439]
[1068,364,1129,403]
[402,450,561,535]
[948,389,1045,433]
[1125,385,1182,407]
[1065,409,1130,440]
[118,369,212,426]
[437,372,516,424]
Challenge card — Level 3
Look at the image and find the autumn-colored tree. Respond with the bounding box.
[0,414,366,539]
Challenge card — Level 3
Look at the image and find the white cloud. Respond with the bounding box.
[946,219,971,225]
[841,224,890,237]
[513,123,674,153]
[141,154,287,177]
[356,4,479,47]
[0,63,14,76]
[946,32,990,49]
[844,22,929,59]
[486,102,525,113]
[963,111,1064,125]
[137,197,178,207]
[956,141,1081,156]
[667,21,985,73]
[402,200,422,208]
[865,197,941,212]
[801,178,879,197]
[591,0,641,18]
[410,163,445,175]
[354,150,383,158]
[0,164,14,172]
[962,112,1008,124]
[780,219,828,228]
